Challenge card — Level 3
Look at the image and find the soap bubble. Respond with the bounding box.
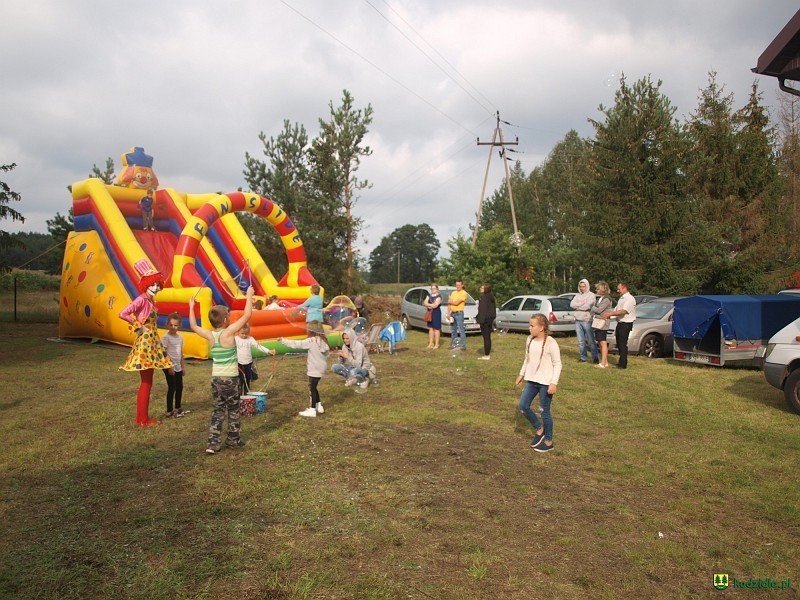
[351,373,369,394]
[509,232,525,248]
[605,72,618,88]
[451,348,467,376]
[352,317,368,336]
[324,295,357,330]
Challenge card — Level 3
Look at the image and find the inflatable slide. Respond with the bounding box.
[58,147,339,358]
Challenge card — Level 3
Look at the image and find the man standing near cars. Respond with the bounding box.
[448,279,468,350]
[602,282,636,369]
[570,278,600,364]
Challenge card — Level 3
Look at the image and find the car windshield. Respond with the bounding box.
[438,290,476,305]
[635,301,673,319]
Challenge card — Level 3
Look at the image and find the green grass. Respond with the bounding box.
[1,322,799,599]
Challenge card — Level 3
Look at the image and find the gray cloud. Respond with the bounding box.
[1,0,797,264]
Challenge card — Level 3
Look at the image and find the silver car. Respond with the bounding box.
[494,295,576,334]
[400,286,480,334]
[607,297,683,358]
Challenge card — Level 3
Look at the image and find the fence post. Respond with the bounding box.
[13,275,17,321]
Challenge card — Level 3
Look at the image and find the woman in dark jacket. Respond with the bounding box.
[476,283,497,360]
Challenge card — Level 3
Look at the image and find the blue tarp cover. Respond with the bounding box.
[672,295,800,341]
[379,321,406,354]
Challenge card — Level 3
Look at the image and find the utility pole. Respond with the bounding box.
[472,111,520,247]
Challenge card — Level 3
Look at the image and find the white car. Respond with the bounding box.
[494,295,576,334]
[758,316,800,414]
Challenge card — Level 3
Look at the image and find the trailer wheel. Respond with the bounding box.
[783,369,800,414]
[640,334,663,358]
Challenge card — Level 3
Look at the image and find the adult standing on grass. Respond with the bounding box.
[118,266,174,427]
[590,281,613,369]
[447,279,468,351]
[570,278,600,364]
[189,286,255,454]
[602,281,636,369]
[424,284,443,349]
[476,283,496,360]
[515,313,562,453]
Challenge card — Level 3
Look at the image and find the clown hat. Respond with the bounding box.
[133,259,163,293]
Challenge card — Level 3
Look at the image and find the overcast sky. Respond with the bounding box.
[1,1,798,263]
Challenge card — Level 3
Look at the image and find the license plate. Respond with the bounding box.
[685,353,710,364]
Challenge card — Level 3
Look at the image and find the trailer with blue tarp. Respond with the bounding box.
[672,294,800,366]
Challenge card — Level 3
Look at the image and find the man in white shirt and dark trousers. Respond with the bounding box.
[603,282,636,369]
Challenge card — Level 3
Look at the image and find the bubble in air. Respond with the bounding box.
[352,373,369,394]
[451,348,466,376]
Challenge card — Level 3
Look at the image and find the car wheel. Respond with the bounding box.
[640,334,663,358]
[401,314,410,331]
[783,369,800,414]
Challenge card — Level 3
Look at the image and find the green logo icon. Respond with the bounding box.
[714,574,729,590]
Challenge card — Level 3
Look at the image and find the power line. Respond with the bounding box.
[278,0,480,136]
[367,0,496,115]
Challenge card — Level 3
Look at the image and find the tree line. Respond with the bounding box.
[4,74,800,304]
[452,73,800,301]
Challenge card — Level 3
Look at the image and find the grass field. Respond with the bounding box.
[1,321,798,599]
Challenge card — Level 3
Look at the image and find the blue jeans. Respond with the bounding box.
[576,320,599,362]
[517,381,554,442]
[332,363,369,380]
[450,311,466,349]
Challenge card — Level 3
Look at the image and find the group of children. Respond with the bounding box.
[120,278,379,454]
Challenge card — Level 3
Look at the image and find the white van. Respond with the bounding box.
[756,317,800,414]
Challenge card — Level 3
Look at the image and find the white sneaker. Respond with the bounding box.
[478,355,490,360]
[298,407,317,417]
[344,377,356,387]
[316,403,324,414]
[358,379,369,390]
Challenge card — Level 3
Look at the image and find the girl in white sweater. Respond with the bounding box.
[279,321,330,417]
[515,313,562,453]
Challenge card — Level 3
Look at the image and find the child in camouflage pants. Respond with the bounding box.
[189,287,254,454]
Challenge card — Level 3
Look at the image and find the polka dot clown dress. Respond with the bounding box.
[120,310,174,372]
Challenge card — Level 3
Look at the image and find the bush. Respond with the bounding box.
[0,269,61,291]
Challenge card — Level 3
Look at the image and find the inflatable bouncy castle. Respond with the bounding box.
[58,147,342,358]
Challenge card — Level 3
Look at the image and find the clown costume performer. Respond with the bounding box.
[119,267,173,426]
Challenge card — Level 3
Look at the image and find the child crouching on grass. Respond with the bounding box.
[515,313,562,453]
[189,286,254,454]
[332,326,378,389]
[278,321,330,418]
